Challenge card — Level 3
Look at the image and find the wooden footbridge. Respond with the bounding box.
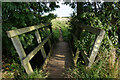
[6,23,105,77]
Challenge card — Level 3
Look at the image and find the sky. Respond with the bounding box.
[44,2,74,17]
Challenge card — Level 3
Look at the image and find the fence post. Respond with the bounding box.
[11,36,33,74]
[35,29,46,59]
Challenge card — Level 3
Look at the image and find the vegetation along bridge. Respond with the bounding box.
[7,23,105,77]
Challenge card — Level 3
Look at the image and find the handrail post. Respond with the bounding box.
[46,24,52,48]
[35,29,46,59]
[6,23,52,75]
[11,36,33,75]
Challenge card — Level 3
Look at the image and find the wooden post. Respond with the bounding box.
[11,36,33,74]
[74,48,80,66]
[45,26,52,48]
[49,24,53,33]
[88,30,105,67]
[49,24,53,47]
[35,30,46,59]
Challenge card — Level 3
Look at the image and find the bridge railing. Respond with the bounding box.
[73,24,105,67]
[6,23,53,75]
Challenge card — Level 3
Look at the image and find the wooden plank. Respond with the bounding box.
[11,36,33,74]
[23,33,52,64]
[35,30,46,59]
[42,43,54,70]
[88,30,105,67]
[74,48,80,66]
[7,23,50,38]
[76,24,101,35]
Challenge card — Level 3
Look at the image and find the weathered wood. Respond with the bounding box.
[49,25,53,44]
[81,25,101,35]
[35,30,46,59]
[11,36,33,74]
[88,30,105,67]
[75,24,101,35]
[7,23,50,38]
[74,48,80,66]
[45,27,52,48]
[23,33,52,64]
[42,43,54,70]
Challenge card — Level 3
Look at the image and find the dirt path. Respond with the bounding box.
[45,28,72,78]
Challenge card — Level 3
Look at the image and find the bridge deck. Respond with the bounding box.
[46,41,72,78]
[45,29,72,78]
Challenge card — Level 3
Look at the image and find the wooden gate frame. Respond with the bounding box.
[6,23,53,74]
[74,25,105,67]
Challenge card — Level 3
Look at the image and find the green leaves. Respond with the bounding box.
[68,2,119,79]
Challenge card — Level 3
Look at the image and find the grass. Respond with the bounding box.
[51,18,71,41]
[2,60,48,79]
[65,46,118,79]
[2,18,72,79]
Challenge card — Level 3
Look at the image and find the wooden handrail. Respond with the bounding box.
[80,25,101,35]
[7,23,50,38]
[73,24,105,67]
[6,23,53,74]
[22,33,53,64]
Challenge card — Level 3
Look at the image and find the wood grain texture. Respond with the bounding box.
[23,33,52,64]
[11,36,33,74]
[35,30,46,59]
[88,30,105,67]
[7,23,50,38]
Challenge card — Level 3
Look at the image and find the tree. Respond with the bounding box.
[2,2,59,61]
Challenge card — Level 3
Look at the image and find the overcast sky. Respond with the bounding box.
[44,2,74,17]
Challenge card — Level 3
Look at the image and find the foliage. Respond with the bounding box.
[51,18,71,41]
[2,60,47,79]
[2,2,58,58]
[67,2,119,78]
[2,2,59,78]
